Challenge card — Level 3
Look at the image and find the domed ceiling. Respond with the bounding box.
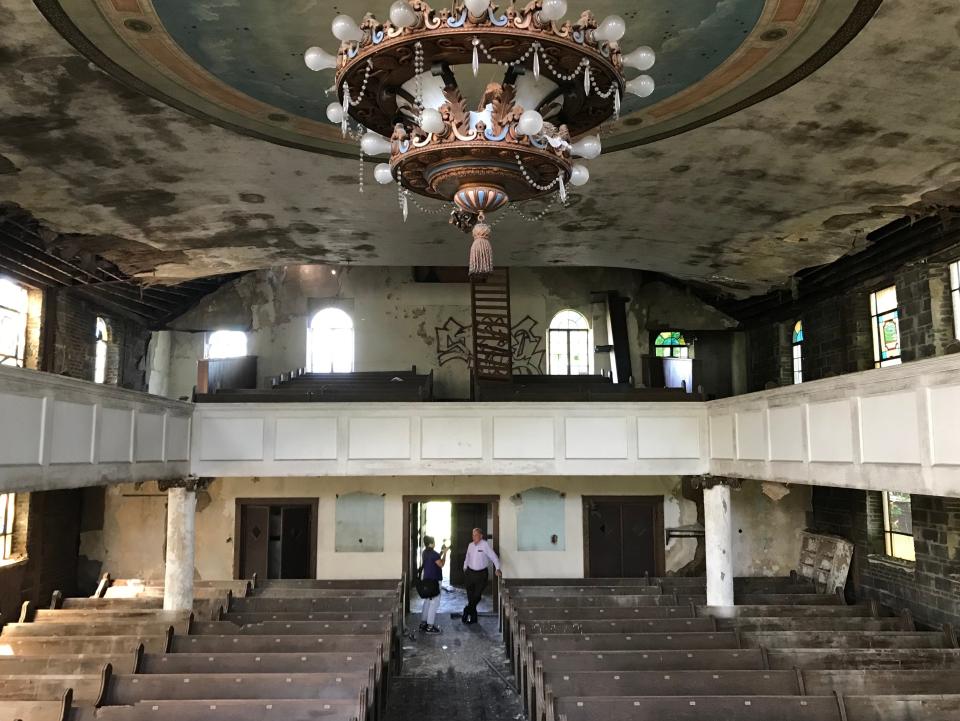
[10,0,960,296]
[41,0,873,155]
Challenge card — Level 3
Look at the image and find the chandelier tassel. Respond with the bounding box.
[614,89,621,120]
[533,46,540,81]
[341,85,351,137]
[472,38,480,77]
[558,171,567,203]
[468,214,493,279]
[584,61,591,96]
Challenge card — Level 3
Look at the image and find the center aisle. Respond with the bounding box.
[383,614,524,721]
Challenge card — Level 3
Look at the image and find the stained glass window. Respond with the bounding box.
[549,310,591,375]
[655,331,689,358]
[0,492,14,560]
[308,308,354,372]
[792,320,803,384]
[206,329,248,360]
[870,286,902,368]
[882,490,915,562]
[951,260,959,340]
[0,278,29,368]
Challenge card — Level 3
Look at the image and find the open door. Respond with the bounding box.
[450,502,488,587]
[408,500,422,591]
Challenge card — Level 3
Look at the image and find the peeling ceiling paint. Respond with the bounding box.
[1,0,959,296]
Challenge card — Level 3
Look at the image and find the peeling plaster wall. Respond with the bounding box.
[159,265,736,400]
[87,475,807,581]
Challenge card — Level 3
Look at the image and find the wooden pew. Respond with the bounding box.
[538,670,960,721]
[257,580,400,590]
[222,612,394,624]
[229,597,401,613]
[170,634,387,655]
[0,662,110,705]
[139,652,381,676]
[769,648,960,670]
[191,621,392,636]
[550,694,843,721]
[0,689,71,721]
[81,697,365,721]
[249,589,400,598]
[0,633,171,656]
[0,653,138,676]
[2,620,191,638]
[103,671,373,705]
[843,694,960,721]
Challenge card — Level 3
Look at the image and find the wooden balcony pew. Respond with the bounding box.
[139,651,381,676]
[73,697,365,721]
[191,620,393,636]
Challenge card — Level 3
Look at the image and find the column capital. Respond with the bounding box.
[158,476,211,493]
[688,474,743,491]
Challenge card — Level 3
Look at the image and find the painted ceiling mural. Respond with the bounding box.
[49,0,870,155]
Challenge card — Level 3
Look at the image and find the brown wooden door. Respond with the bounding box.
[280,506,311,579]
[450,502,488,586]
[239,505,269,580]
[586,497,662,578]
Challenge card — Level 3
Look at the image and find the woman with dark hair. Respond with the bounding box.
[418,535,447,634]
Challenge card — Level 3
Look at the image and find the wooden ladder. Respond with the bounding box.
[471,268,512,387]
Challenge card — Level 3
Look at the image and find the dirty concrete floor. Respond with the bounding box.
[410,585,494,618]
[385,614,525,721]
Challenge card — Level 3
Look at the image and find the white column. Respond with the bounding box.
[163,484,197,611]
[704,482,734,607]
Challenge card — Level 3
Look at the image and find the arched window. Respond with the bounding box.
[94,317,109,384]
[308,308,354,373]
[792,320,804,384]
[548,310,591,375]
[206,330,248,359]
[0,278,29,368]
[655,331,689,358]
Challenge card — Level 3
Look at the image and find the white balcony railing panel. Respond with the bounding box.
[189,402,711,478]
[707,354,960,498]
[0,366,192,492]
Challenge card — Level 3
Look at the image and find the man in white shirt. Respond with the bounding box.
[462,527,501,624]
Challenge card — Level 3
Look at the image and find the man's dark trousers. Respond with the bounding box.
[462,567,488,623]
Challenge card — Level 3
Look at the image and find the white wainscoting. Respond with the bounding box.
[0,366,192,492]
[708,355,960,497]
[190,403,710,478]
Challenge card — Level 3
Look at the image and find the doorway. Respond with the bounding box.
[234,499,318,580]
[402,495,499,615]
[583,496,665,578]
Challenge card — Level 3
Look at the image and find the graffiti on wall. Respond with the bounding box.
[435,317,471,366]
[511,315,544,374]
[433,315,544,373]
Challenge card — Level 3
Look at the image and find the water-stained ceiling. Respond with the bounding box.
[2,0,959,296]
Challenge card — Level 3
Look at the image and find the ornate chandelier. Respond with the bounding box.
[305,0,656,277]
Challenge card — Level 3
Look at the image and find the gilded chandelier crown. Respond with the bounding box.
[305,0,656,277]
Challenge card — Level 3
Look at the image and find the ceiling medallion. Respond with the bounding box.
[305,0,656,277]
